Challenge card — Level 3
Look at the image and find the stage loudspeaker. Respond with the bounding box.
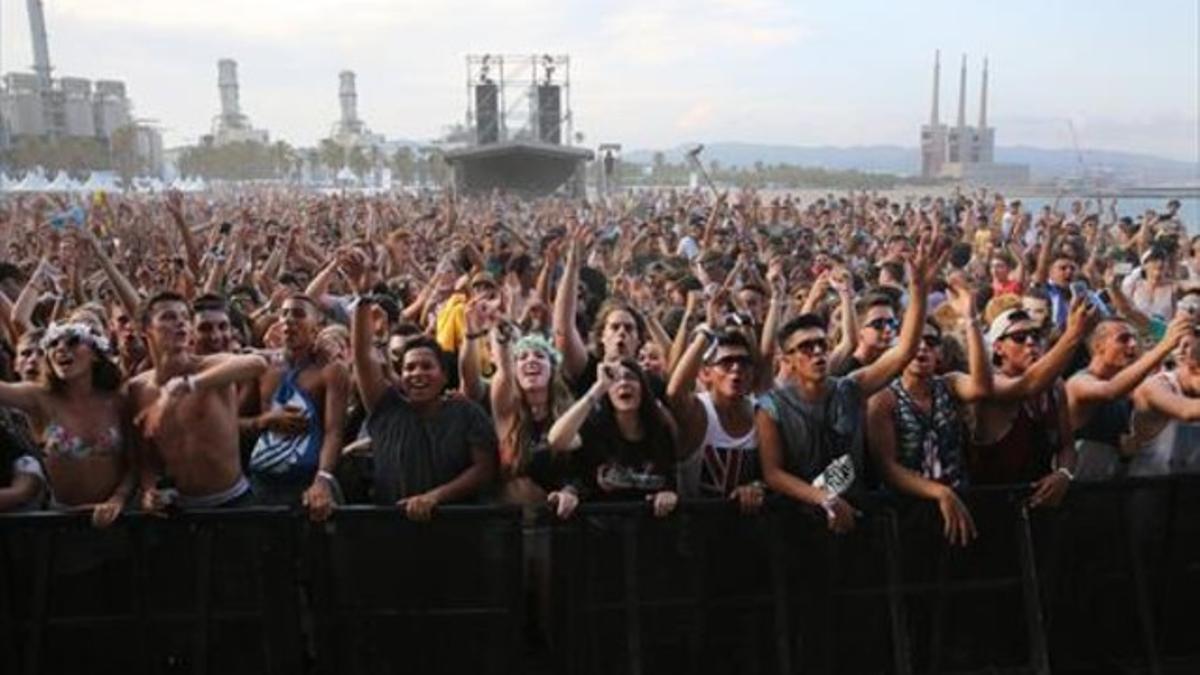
[537,85,561,145]
[475,83,499,144]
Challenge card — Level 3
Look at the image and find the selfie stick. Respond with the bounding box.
[686,144,719,198]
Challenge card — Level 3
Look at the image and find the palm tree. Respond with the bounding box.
[318,139,346,175]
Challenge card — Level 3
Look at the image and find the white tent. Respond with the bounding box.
[13,169,49,192]
[45,171,79,192]
[80,172,121,193]
[335,167,356,184]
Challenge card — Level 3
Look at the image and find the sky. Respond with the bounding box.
[2,0,1198,162]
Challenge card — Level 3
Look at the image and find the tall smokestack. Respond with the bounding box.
[339,71,359,125]
[956,54,967,130]
[978,57,989,130]
[929,50,940,126]
[26,0,53,90]
[218,59,241,119]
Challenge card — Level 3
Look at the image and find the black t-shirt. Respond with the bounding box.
[367,389,498,505]
[576,413,675,500]
[830,355,864,378]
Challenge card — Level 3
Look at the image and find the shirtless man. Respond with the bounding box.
[131,292,269,511]
[247,295,348,521]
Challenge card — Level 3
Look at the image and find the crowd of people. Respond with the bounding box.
[0,187,1197,544]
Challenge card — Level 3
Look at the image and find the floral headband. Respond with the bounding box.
[513,333,561,367]
[40,322,112,355]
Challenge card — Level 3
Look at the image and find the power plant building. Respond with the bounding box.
[209,59,269,146]
[0,0,162,174]
[920,52,1028,184]
[327,70,384,148]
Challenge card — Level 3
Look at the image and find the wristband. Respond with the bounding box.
[466,329,488,340]
[316,470,337,486]
[1056,466,1075,482]
[819,492,838,519]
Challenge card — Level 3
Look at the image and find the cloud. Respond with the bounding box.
[597,0,810,65]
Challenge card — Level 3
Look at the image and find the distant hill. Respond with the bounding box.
[623,142,1198,182]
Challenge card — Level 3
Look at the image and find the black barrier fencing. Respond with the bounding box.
[3,477,1200,675]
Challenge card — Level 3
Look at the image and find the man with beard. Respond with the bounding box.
[131,292,269,511]
[757,232,945,534]
[192,294,236,355]
[247,295,348,520]
[1067,315,1190,481]
[352,297,497,520]
[554,228,652,398]
[866,287,991,546]
[668,328,764,513]
[969,302,1092,507]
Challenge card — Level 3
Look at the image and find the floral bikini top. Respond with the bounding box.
[43,422,122,460]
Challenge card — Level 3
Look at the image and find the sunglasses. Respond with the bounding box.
[45,334,83,351]
[710,355,753,370]
[1003,329,1042,345]
[785,337,830,356]
[866,317,899,332]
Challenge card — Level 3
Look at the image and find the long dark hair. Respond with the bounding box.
[591,358,675,473]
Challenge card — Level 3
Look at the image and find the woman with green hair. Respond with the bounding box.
[488,323,582,518]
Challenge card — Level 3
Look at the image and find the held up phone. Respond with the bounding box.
[219,221,233,236]
[1070,281,1112,318]
[1113,262,1134,276]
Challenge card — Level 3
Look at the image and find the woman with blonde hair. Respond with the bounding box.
[0,322,132,526]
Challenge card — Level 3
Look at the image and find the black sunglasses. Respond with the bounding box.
[785,337,830,356]
[1003,329,1041,345]
[866,317,899,332]
[45,334,83,351]
[709,355,754,370]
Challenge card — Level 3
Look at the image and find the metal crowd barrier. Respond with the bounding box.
[2,477,1199,675]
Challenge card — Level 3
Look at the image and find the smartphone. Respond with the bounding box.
[1070,281,1112,317]
[219,221,233,236]
[1114,262,1134,276]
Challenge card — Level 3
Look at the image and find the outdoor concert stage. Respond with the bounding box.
[444,140,593,196]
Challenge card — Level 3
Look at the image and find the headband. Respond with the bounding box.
[40,322,112,355]
[513,333,561,367]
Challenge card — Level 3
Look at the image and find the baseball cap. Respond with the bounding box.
[986,308,1036,345]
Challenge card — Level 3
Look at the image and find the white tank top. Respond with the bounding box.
[1130,371,1200,477]
[677,392,758,498]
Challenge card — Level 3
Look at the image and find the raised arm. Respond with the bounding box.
[352,298,389,412]
[547,364,610,452]
[666,331,710,457]
[943,283,993,402]
[81,228,141,319]
[854,233,944,396]
[1066,316,1189,429]
[992,299,1093,402]
[165,192,202,277]
[552,231,589,382]
[1136,374,1200,422]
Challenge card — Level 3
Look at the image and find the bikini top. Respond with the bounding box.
[43,422,122,460]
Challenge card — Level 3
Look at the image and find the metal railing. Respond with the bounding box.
[2,477,1199,675]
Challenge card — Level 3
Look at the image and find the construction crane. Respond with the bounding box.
[1066,119,1088,179]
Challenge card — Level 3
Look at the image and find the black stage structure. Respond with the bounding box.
[445,140,592,196]
[448,54,593,196]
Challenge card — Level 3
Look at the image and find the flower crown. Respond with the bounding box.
[40,322,112,355]
[513,333,561,367]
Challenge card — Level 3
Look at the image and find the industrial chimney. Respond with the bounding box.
[339,71,359,127]
[25,0,53,91]
[218,59,241,121]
